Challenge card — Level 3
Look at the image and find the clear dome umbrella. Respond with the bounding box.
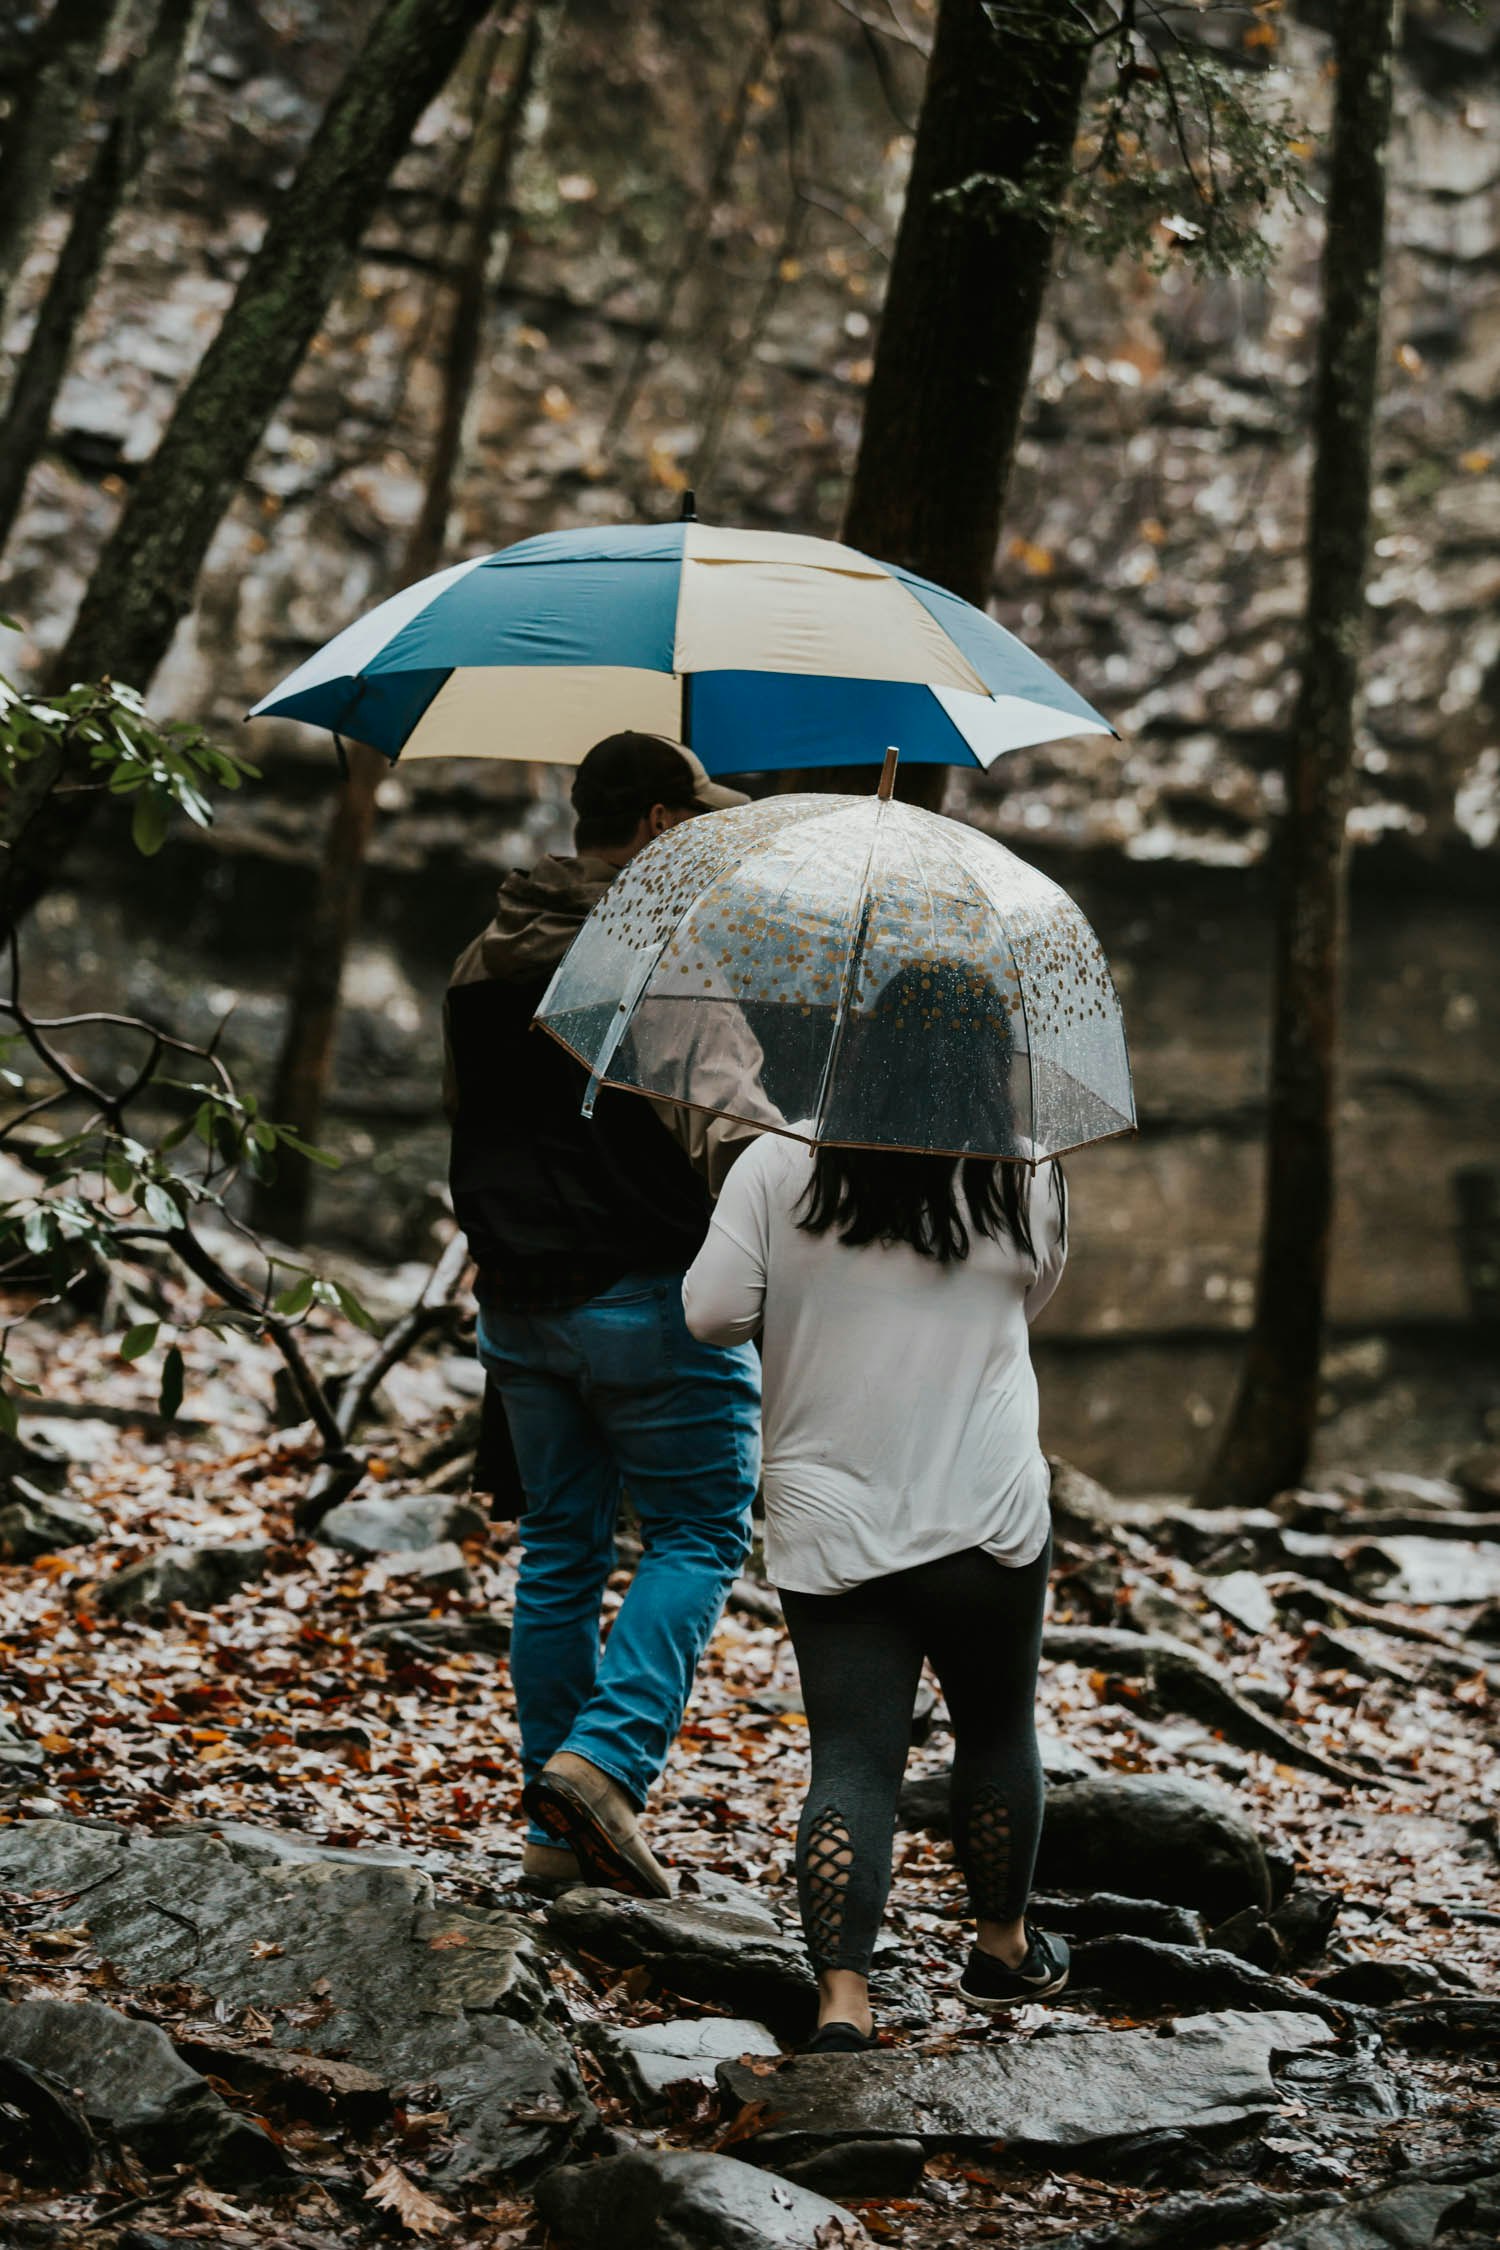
[536,753,1135,1163]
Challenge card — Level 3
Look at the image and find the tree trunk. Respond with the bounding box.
[251,2,557,1245]
[0,0,122,339]
[814,0,1089,810]
[1199,0,1401,1509]
[0,0,493,939]
[602,2,784,450]
[0,0,209,559]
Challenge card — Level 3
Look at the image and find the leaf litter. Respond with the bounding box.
[0,1287,1496,2245]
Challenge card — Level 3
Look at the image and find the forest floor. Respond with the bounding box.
[1,1286,1498,2250]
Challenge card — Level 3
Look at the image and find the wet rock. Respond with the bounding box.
[0,1493,103,1560]
[1317,1957,1443,2005]
[1365,1538,1500,1606]
[1039,2184,1335,2250]
[317,1491,488,1555]
[0,2050,95,2180]
[1033,1893,1206,1948]
[1452,1447,1500,1509]
[1042,1777,1272,1918]
[586,2017,780,2120]
[1258,2175,1489,2247]
[900,1771,1271,1919]
[775,2137,927,2197]
[1383,1996,1500,2049]
[717,2009,1333,2159]
[1088,2127,1216,2188]
[1276,2035,1408,2121]
[1209,1907,1288,1971]
[1070,1936,1339,2022]
[0,1818,588,2182]
[1358,1472,1468,1514]
[363,1608,510,1655]
[0,1425,71,1496]
[377,1538,472,1593]
[546,1888,816,2034]
[1268,1888,1342,1969]
[0,1997,283,2182]
[1205,1570,1279,1636]
[536,2146,868,2248]
[0,1717,45,1773]
[97,1541,268,1619]
[173,2035,391,2124]
[1126,1585,1225,1654]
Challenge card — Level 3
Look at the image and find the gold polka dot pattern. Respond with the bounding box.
[537,794,1135,1162]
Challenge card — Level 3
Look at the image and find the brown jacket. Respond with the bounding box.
[445,853,771,1197]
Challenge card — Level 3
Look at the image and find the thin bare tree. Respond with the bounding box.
[0,0,122,338]
[1201,0,1403,1507]
[0,0,210,557]
[253,1,562,1245]
[0,0,495,939]
[834,0,1090,808]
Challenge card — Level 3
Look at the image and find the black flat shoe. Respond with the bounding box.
[958,1927,1070,2012]
[802,2020,877,2054]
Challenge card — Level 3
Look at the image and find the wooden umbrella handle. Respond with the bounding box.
[878,745,900,800]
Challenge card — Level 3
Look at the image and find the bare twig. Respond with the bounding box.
[334,1228,470,1442]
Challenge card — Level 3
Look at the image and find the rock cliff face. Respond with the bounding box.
[1,0,1496,1487]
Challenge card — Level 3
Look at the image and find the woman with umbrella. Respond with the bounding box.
[682,960,1070,2049]
[539,762,1135,2049]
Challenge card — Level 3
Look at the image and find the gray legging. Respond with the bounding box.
[780,1536,1052,1975]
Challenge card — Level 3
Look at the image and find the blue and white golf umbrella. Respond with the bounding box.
[249,518,1113,774]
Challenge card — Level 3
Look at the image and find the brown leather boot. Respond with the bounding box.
[522,1752,671,1900]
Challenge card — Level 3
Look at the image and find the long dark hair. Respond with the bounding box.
[798,1145,1064,1267]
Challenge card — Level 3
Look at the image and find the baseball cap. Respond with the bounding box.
[571,731,749,826]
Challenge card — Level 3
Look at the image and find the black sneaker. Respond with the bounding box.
[958,1928,1070,2012]
[802,2020,877,2054]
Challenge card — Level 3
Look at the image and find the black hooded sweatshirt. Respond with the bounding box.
[444,854,713,1311]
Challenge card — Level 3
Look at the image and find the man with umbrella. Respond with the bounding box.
[445,731,764,1897]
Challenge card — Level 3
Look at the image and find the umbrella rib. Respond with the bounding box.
[810,803,887,1145]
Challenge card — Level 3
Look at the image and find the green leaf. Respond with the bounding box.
[333,1281,379,1334]
[273,1273,316,1317]
[142,1181,183,1230]
[275,1130,340,1169]
[158,1343,185,1421]
[131,791,169,856]
[104,1155,136,1196]
[120,1320,159,1362]
[0,1066,23,1088]
[22,1207,52,1255]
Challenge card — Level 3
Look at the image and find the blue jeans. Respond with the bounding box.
[477,1272,760,1839]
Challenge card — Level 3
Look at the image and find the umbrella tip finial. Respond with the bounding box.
[680,489,697,522]
[878,745,900,801]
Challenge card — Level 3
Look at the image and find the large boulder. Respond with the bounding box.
[546,1888,817,2035]
[0,1819,588,2182]
[535,2148,867,2249]
[717,2009,1332,2163]
[97,1541,268,1619]
[898,1770,1271,1919]
[0,1493,103,1561]
[316,1491,487,1555]
[0,1997,282,2182]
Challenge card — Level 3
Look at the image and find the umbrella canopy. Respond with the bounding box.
[535,780,1134,1163]
[247,520,1113,775]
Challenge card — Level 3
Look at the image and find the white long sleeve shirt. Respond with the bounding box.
[682,1135,1066,1596]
